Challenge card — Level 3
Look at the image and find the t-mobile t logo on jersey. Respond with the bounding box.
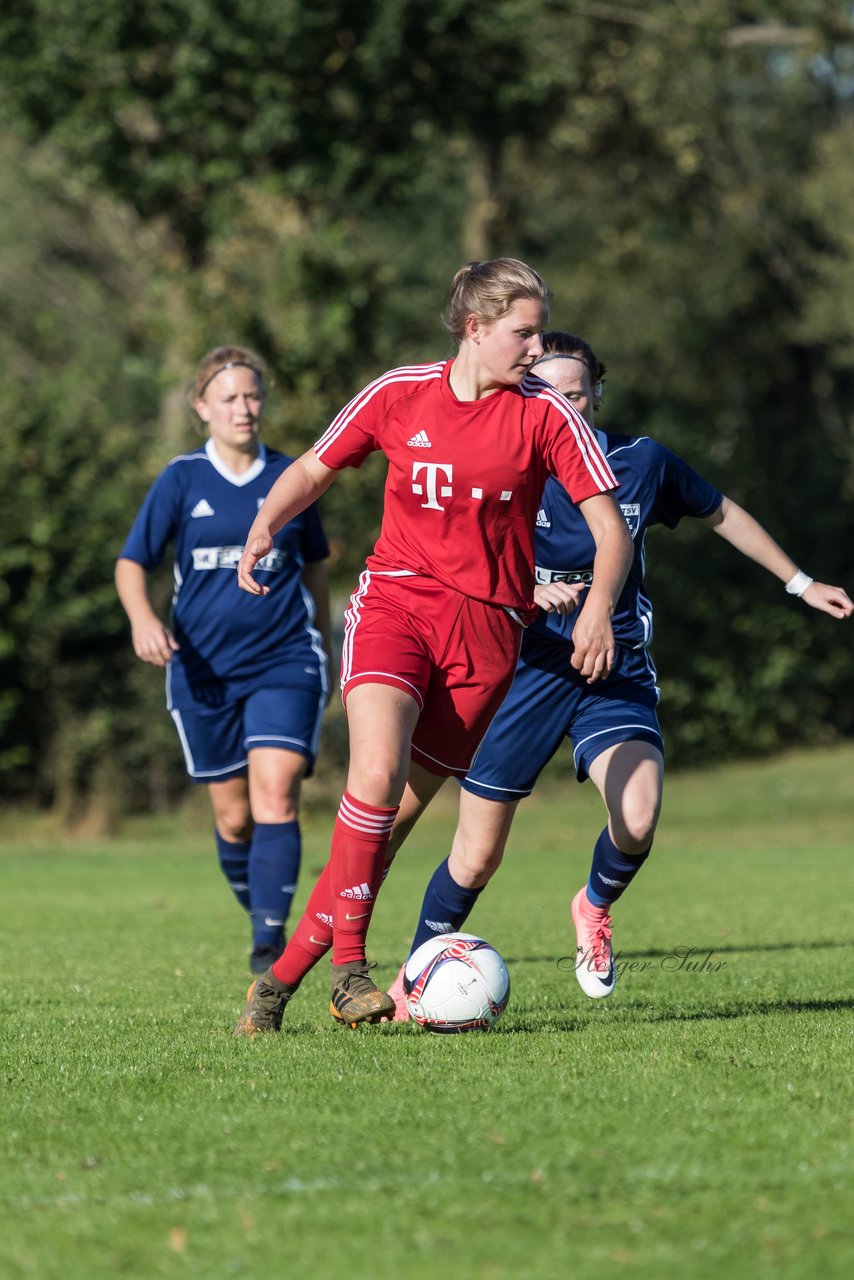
[412,461,453,510]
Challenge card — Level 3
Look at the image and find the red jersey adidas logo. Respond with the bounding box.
[406,429,431,447]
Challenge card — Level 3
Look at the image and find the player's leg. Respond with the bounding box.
[237,754,447,1035]
[244,746,306,973]
[208,775,253,913]
[324,681,424,1025]
[241,684,325,973]
[236,682,423,1035]
[415,789,520,944]
[238,578,434,1034]
[262,758,445,981]
[326,587,519,1026]
[408,626,572,943]
[399,599,533,936]
[171,702,258,959]
[571,738,663,998]
[565,644,664,999]
[387,622,567,1018]
[387,793,531,1020]
[386,761,450,863]
[386,791,521,1021]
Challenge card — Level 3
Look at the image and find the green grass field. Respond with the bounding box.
[2,746,853,1280]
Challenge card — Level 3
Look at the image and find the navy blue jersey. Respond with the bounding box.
[119,441,330,708]
[531,432,722,650]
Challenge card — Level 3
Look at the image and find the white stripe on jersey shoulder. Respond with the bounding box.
[521,375,615,490]
[603,436,651,460]
[315,362,446,458]
[167,449,209,466]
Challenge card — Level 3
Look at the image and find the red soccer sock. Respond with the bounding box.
[271,862,334,988]
[331,791,398,966]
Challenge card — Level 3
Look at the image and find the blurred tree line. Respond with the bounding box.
[0,0,852,823]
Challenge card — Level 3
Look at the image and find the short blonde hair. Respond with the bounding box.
[443,258,552,345]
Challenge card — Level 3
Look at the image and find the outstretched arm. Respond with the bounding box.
[572,493,634,682]
[703,497,853,620]
[237,450,338,595]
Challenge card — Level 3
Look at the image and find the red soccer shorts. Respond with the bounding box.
[340,571,523,777]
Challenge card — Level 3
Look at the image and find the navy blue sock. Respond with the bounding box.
[409,857,483,956]
[587,826,651,907]
[249,821,302,949]
[214,831,251,911]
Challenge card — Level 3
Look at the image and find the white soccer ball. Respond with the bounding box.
[404,932,510,1033]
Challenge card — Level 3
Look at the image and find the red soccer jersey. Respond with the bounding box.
[313,360,618,611]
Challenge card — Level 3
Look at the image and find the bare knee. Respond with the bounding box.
[251,778,301,824]
[213,802,253,843]
[347,759,408,808]
[248,749,306,824]
[448,834,505,889]
[448,795,517,889]
[610,794,660,854]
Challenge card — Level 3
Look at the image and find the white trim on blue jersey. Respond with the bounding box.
[121,442,330,710]
[204,439,268,486]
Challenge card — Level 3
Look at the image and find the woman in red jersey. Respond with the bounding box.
[234,258,634,1033]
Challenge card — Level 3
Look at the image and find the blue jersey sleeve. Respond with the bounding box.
[118,465,182,570]
[300,501,330,564]
[654,444,722,529]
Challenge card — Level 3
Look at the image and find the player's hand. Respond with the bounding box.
[801,581,853,619]
[534,581,587,615]
[132,619,180,667]
[570,604,616,683]
[237,531,273,596]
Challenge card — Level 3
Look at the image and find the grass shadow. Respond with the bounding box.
[499,995,854,1033]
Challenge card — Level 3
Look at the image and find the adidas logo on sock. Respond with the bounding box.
[316,911,333,926]
[406,429,431,448]
[340,882,373,900]
[190,498,215,518]
[426,920,453,933]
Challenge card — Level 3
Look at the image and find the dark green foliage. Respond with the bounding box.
[0,134,180,817]
[0,1,852,815]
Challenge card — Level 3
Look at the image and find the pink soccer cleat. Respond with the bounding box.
[570,888,617,999]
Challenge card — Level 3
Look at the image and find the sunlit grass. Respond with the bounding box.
[2,747,853,1279]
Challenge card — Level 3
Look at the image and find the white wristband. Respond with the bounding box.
[785,570,813,597]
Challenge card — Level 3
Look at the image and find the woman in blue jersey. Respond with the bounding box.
[116,346,332,974]
[388,330,852,1013]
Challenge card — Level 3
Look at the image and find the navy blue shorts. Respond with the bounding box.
[170,685,326,782]
[462,637,663,803]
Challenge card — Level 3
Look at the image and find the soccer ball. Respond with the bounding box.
[404,932,510,1033]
